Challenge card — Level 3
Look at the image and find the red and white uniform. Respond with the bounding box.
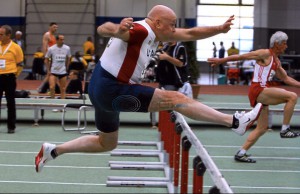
[100,20,159,84]
[248,49,279,106]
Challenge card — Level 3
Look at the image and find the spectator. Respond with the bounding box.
[69,51,88,80]
[156,41,188,91]
[31,47,46,80]
[13,31,25,54]
[227,42,239,56]
[66,70,83,95]
[218,41,226,74]
[212,42,217,57]
[83,36,95,64]
[0,25,24,134]
[240,59,255,85]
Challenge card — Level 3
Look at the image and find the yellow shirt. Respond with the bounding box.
[34,51,44,58]
[0,40,24,74]
[83,41,95,61]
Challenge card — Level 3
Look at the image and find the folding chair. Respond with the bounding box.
[61,70,94,132]
[227,62,240,85]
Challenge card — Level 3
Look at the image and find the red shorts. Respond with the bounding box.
[248,82,266,107]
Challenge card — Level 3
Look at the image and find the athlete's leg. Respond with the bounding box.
[48,74,56,98]
[58,75,67,99]
[55,131,118,155]
[257,87,297,125]
[149,89,242,127]
[241,106,269,151]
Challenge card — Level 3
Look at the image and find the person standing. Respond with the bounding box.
[42,22,58,55]
[208,31,300,163]
[38,23,58,92]
[34,5,262,173]
[45,34,71,99]
[156,41,188,91]
[227,42,239,56]
[82,36,95,64]
[13,31,25,53]
[0,25,24,134]
[212,42,217,58]
[218,41,226,74]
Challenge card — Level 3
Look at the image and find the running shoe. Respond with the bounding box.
[234,153,256,163]
[35,142,56,173]
[232,103,263,136]
[280,128,300,138]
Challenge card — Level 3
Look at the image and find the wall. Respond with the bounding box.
[254,0,300,54]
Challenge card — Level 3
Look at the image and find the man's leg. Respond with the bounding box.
[58,76,67,99]
[235,106,269,163]
[35,131,119,172]
[5,75,17,133]
[149,89,262,130]
[48,74,56,98]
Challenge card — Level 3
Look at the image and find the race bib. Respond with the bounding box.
[0,59,6,69]
[54,54,66,62]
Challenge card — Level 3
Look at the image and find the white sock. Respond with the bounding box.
[237,149,246,156]
[281,125,290,132]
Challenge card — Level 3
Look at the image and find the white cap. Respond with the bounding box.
[16,31,22,35]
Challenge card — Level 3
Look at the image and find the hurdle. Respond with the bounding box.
[106,110,234,193]
[106,117,175,192]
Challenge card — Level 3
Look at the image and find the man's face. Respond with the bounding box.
[57,35,64,46]
[0,28,10,42]
[278,41,288,54]
[157,17,177,40]
[50,24,58,33]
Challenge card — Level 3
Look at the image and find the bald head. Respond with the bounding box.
[147,5,176,21]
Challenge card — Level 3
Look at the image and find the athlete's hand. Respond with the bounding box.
[207,58,223,67]
[219,15,235,33]
[119,18,134,33]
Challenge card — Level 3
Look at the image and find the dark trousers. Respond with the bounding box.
[0,74,16,130]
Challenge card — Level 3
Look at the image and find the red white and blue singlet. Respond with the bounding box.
[100,20,159,84]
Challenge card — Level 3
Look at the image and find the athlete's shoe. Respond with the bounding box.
[232,103,263,136]
[35,142,56,173]
[280,128,300,138]
[234,153,256,163]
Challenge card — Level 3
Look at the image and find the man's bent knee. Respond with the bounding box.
[98,131,118,151]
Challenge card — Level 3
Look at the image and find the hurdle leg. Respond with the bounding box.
[193,156,207,194]
[180,136,192,194]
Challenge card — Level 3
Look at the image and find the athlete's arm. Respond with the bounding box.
[42,32,49,54]
[276,65,300,87]
[97,17,133,42]
[159,51,183,67]
[207,49,269,67]
[172,16,234,42]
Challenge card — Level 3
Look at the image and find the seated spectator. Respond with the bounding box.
[69,51,88,80]
[38,81,60,94]
[240,59,255,85]
[66,70,83,95]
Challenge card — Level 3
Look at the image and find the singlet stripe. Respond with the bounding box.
[117,23,148,83]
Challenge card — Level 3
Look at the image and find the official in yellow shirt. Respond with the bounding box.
[0,25,24,134]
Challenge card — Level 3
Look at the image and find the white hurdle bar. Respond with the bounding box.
[106,139,173,192]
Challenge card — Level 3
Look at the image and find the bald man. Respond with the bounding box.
[35,5,262,173]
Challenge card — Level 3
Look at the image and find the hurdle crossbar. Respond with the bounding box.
[173,111,233,194]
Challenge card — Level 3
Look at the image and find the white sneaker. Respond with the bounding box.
[232,103,263,135]
[35,142,56,173]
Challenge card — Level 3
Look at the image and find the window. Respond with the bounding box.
[196,1,254,61]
